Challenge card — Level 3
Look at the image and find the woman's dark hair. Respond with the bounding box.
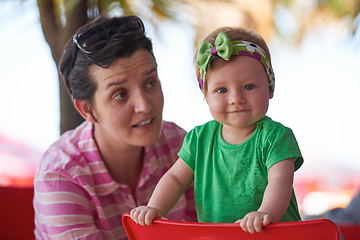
[59,15,155,101]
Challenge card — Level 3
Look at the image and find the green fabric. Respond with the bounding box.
[197,31,233,74]
[178,116,303,223]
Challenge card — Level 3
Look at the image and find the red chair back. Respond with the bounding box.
[122,213,339,240]
[337,224,360,240]
[0,186,34,240]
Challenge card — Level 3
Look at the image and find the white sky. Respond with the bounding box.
[1,1,360,173]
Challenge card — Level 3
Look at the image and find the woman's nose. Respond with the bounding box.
[134,91,152,113]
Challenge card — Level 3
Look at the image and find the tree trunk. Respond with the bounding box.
[37,0,88,134]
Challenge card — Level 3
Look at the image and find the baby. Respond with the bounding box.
[131,26,303,233]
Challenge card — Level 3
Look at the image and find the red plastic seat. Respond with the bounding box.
[0,186,34,240]
[337,224,360,240]
[122,213,339,240]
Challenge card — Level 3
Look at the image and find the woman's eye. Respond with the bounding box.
[244,84,254,90]
[146,79,157,88]
[114,91,127,100]
[217,88,227,93]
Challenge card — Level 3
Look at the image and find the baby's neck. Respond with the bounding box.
[221,124,256,145]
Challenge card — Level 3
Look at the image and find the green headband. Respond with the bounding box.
[196,31,275,92]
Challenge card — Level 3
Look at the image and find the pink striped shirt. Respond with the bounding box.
[34,121,197,239]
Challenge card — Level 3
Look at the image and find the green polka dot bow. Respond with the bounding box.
[196,31,275,92]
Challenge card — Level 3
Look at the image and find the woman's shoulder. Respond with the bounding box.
[146,121,186,153]
[144,121,186,168]
[36,121,116,196]
[48,121,92,153]
[159,121,187,143]
[162,121,187,134]
[38,121,96,173]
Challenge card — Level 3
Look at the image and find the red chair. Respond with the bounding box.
[0,186,34,240]
[337,224,360,240]
[122,213,339,240]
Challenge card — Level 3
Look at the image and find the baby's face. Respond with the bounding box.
[205,56,273,130]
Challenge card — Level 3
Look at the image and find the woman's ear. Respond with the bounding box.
[74,99,97,123]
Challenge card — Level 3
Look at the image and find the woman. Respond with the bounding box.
[33,15,196,239]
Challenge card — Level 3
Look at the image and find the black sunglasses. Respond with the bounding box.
[73,16,145,54]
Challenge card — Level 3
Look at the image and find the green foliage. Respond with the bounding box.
[321,0,356,17]
[32,0,360,132]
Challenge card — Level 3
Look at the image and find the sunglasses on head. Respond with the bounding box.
[73,15,145,54]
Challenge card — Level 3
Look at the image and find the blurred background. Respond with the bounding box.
[1,0,359,217]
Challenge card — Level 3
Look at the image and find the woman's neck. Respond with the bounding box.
[94,128,144,191]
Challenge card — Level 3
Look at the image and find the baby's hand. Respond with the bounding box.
[130,206,163,226]
[235,211,273,234]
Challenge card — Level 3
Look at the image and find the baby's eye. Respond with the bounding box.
[244,84,254,90]
[114,91,127,100]
[217,88,227,93]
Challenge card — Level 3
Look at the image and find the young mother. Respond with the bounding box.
[33,15,197,239]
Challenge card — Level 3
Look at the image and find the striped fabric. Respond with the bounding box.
[34,121,197,239]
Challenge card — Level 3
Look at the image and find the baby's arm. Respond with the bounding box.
[236,158,294,233]
[130,158,194,226]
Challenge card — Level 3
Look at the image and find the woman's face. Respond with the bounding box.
[89,48,164,148]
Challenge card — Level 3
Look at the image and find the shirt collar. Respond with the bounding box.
[78,121,120,196]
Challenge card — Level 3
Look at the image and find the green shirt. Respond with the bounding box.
[178,116,303,223]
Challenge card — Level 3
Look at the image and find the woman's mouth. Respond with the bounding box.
[133,118,153,127]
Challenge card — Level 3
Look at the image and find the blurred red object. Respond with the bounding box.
[0,133,41,187]
[122,213,339,240]
[294,159,360,216]
[0,186,35,239]
[337,224,360,240]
